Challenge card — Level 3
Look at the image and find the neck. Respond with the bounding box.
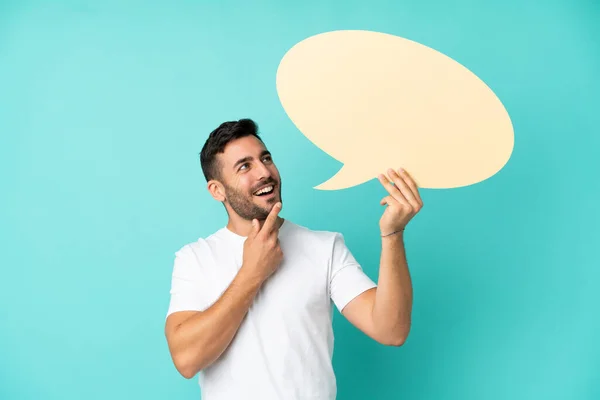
[226,216,285,237]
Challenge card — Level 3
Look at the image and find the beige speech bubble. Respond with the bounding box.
[276,30,514,190]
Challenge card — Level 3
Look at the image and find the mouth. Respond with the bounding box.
[253,183,277,199]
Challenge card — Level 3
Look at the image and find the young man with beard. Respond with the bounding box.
[164,119,422,399]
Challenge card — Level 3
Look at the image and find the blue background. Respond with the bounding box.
[1,1,599,399]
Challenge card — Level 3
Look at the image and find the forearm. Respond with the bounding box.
[169,267,264,377]
[372,233,413,344]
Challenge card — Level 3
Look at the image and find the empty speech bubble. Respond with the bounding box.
[276,30,514,190]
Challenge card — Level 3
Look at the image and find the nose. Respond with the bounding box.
[254,161,273,181]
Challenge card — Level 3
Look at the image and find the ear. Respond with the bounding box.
[207,180,226,202]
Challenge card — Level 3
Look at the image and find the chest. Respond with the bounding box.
[206,240,331,314]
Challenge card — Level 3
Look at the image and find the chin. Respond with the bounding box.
[260,200,279,214]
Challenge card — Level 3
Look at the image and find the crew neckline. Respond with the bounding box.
[221,218,289,241]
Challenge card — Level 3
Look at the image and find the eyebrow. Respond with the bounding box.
[233,150,271,170]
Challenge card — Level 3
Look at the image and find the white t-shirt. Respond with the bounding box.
[166,219,377,400]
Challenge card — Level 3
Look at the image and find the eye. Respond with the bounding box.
[239,163,249,171]
[263,155,272,163]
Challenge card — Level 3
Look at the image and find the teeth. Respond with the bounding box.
[255,185,274,195]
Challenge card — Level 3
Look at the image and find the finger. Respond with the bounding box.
[250,218,260,237]
[378,172,410,207]
[380,195,399,207]
[397,168,423,207]
[261,202,282,235]
[388,168,419,209]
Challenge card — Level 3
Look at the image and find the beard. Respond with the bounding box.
[223,179,282,221]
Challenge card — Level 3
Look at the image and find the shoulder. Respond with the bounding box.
[172,229,223,263]
[174,239,204,258]
[170,235,220,280]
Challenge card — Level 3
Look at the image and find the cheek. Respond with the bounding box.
[225,178,248,196]
[238,178,254,194]
[271,167,281,181]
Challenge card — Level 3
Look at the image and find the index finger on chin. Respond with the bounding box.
[261,202,281,234]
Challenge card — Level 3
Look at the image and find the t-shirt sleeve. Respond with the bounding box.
[166,245,212,319]
[329,232,377,313]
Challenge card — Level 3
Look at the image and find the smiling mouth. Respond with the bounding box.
[253,184,276,197]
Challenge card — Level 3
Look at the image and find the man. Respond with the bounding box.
[164,119,422,399]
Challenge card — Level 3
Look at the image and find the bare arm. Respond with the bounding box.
[371,232,412,344]
[165,267,263,379]
[342,168,421,346]
[341,234,413,346]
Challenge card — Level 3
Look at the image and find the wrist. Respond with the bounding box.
[381,230,405,248]
[238,264,266,289]
[380,228,405,237]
